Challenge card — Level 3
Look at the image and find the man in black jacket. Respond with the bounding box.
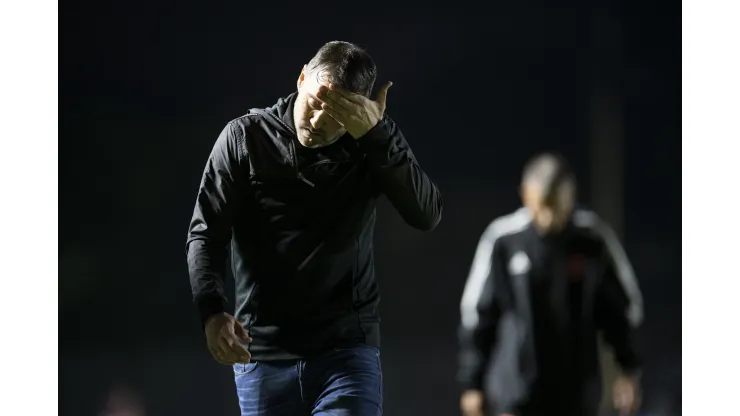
[185,41,442,416]
[458,153,643,416]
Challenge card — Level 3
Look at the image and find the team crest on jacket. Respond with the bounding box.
[508,251,531,275]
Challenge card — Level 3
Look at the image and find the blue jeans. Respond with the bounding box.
[233,344,383,416]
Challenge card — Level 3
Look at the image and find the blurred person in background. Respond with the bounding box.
[185,40,442,415]
[457,153,643,416]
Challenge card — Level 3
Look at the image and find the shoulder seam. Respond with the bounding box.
[228,112,262,126]
[482,207,531,243]
[225,115,256,166]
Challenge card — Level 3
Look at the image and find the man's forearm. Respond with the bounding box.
[599,305,641,375]
[186,121,245,326]
[357,117,442,231]
[187,238,230,326]
[457,322,497,392]
[458,349,487,391]
[611,333,641,376]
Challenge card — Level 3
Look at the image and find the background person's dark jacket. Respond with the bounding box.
[186,92,442,361]
[457,207,643,415]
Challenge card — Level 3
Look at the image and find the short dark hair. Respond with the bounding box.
[306,41,377,97]
[522,152,576,198]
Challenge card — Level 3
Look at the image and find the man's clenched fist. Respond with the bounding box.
[204,312,252,365]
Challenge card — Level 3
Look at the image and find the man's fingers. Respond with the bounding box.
[327,84,365,104]
[234,325,252,342]
[232,325,252,362]
[227,337,250,356]
[235,351,252,364]
[215,336,241,363]
[205,314,250,365]
[320,103,345,125]
[317,88,357,112]
[233,323,252,341]
[217,343,238,363]
[220,340,250,364]
[375,81,393,106]
[223,318,241,340]
[311,92,347,118]
[209,347,232,365]
[223,332,251,363]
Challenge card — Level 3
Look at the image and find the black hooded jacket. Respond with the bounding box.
[457,207,643,415]
[186,92,442,360]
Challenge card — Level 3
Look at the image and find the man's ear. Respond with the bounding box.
[297,65,307,90]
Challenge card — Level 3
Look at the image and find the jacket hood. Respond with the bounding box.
[251,92,299,137]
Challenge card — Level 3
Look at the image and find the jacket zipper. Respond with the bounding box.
[254,107,316,188]
[290,140,315,187]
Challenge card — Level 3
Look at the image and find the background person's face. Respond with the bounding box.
[293,67,346,148]
[522,181,576,235]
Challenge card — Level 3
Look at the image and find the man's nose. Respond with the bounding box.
[539,210,553,229]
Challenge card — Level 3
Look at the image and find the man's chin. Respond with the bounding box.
[298,133,339,148]
[297,136,321,148]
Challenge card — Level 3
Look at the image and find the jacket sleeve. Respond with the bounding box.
[594,220,644,375]
[356,116,442,231]
[457,223,508,391]
[185,122,247,327]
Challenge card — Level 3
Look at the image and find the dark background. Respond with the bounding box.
[60,1,681,415]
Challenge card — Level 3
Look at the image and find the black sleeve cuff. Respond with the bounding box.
[614,344,641,371]
[457,373,485,393]
[196,295,228,328]
[356,117,391,152]
[616,354,642,377]
[621,365,642,378]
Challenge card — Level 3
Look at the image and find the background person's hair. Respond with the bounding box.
[521,152,577,199]
[306,41,377,97]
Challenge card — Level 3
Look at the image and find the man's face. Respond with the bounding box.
[293,66,347,148]
[521,181,576,235]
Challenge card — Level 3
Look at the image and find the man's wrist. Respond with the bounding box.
[355,117,390,148]
[458,379,484,394]
[620,367,642,380]
[203,311,226,328]
[197,296,228,328]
